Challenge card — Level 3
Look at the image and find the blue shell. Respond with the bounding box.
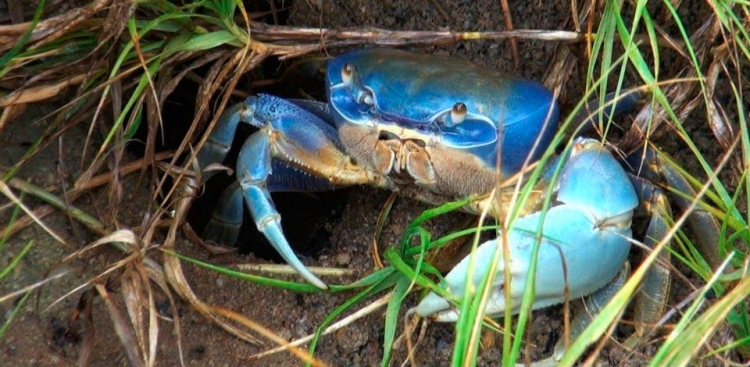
[326,48,560,177]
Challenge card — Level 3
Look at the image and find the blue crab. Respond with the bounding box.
[190,48,716,358]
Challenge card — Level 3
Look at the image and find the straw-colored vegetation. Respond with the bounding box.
[0,0,747,366]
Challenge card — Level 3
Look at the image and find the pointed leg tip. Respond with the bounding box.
[203,221,241,247]
[313,279,329,290]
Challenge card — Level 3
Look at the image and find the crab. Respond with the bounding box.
[190,48,718,359]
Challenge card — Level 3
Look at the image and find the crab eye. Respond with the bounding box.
[451,103,467,123]
[341,63,355,87]
[443,102,467,127]
[360,90,374,106]
[341,62,374,106]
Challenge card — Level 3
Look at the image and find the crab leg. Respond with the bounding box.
[203,161,339,246]
[617,147,722,348]
[415,138,639,321]
[194,94,384,289]
[551,262,631,360]
[627,147,723,269]
[201,181,244,246]
[621,175,673,349]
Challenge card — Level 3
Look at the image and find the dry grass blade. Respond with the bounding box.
[249,293,391,360]
[75,290,96,366]
[251,25,584,60]
[151,49,267,215]
[0,180,66,245]
[401,316,428,367]
[0,0,111,53]
[211,306,329,366]
[620,15,722,152]
[44,230,141,313]
[162,161,263,347]
[0,74,86,108]
[121,263,159,367]
[162,250,263,346]
[60,229,137,263]
[143,263,185,367]
[0,269,68,304]
[371,192,397,270]
[0,71,87,131]
[0,103,25,131]
[704,44,745,181]
[0,152,173,238]
[0,204,56,239]
[95,283,144,367]
[151,49,281,350]
[43,227,167,366]
[235,264,356,277]
[498,0,519,68]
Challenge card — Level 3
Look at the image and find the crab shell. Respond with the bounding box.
[326,48,560,197]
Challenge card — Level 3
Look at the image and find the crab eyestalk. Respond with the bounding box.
[341,63,374,105]
[443,102,467,127]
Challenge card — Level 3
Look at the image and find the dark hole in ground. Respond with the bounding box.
[50,317,80,352]
[188,127,351,260]
[129,0,351,263]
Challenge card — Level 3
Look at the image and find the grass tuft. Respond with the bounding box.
[0,0,748,365]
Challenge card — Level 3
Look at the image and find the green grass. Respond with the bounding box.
[0,200,34,342]
[1,0,748,365]
[559,0,750,364]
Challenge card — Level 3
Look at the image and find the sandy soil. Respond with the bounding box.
[0,0,741,366]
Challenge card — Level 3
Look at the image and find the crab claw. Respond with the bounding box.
[415,138,638,321]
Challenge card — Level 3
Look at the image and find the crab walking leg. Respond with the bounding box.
[204,161,339,245]
[190,103,256,246]
[202,181,244,246]
[415,139,639,321]
[621,175,673,349]
[628,148,724,269]
[200,101,341,247]
[551,262,631,361]
[619,147,726,349]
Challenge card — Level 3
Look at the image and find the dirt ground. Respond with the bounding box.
[0,0,742,366]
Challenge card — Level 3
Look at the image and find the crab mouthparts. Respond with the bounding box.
[373,130,435,186]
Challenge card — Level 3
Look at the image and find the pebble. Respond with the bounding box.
[334,325,369,352]
[335,253,351,266]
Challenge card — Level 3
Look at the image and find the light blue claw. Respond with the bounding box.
[415,138,639,321]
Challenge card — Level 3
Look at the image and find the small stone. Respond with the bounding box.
[335,253,351,266]
[334,325,368,352]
